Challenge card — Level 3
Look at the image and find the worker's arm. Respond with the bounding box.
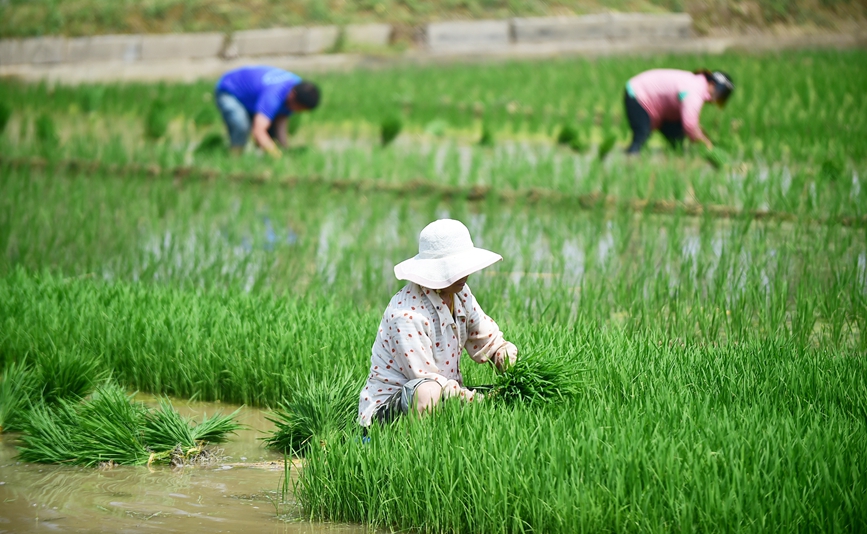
[251,113,280,157]
[462,293,518,373]
[681,94,713,150]
[271,115,289,147]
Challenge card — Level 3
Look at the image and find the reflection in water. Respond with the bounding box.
[0,398,368,534]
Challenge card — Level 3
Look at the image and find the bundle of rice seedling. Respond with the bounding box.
[193,106,218,128]
[264,371,360,454]
[703,146,729,169]
[381,116,402,147]
[195,132,225,154]
[556,124,578,145]
[17,384,241,466]
[35,113,58,145]
[145,100,169,140]
[80,87,104,113]
[598,132,618,161]
[0,102,11,136]
[144,397,240,452]
[0,361,38,433]
[478,122,494,146]
[288,113,303,136]
[471,352,584,404]
[34,348,103,405]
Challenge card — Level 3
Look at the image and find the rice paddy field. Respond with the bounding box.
[1,49,866,532]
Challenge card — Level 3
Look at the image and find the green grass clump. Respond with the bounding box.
[35,113,58,145]
[0,101,11,136]
[264,372,360,455]
[145,100,169,140]
[380,116,402,147]
[17,384,240,466]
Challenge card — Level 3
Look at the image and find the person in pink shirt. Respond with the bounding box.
[624,69,734,154]
[357,219,518,428]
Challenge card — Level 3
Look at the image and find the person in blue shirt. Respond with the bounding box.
[214,66,320,157]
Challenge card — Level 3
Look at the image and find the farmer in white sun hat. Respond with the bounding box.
[357,219,519,427]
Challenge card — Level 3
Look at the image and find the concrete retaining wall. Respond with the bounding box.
[427,20,511,52]
[511,13,691,44]
[142,33,224,61]
[0,13,694,66]
[345,23,392,47]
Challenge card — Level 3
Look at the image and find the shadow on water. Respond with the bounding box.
[0,396,369,534]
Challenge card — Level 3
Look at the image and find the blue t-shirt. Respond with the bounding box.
[216,66,301,120]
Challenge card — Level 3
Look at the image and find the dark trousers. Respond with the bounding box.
[624,91,685,153]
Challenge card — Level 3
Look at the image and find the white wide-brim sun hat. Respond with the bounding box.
[394,219,502,290]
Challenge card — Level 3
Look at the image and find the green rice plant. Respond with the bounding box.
[703,145,729,169]
[264,371,360,455]
[288,112,303,136]
[80,87,104,113]
[143,397,240,452]
[569,133,589,153]
[193,105,218,128]
[820,157,844,182]
[0,360,38,433]
[34,348,104,405]
[194,131,225,154]
[35,113,58,145]
[0,101,11,136]
[597,131,618,161]
[144,100,169,140]
[380,115,402,147]
[478,121,494,146]
[17,384,241,466]
[474,351,584,404]
[556,124,578,145]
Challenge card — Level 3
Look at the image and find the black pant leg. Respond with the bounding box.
[659,121,685,149]
[624,91,652,154]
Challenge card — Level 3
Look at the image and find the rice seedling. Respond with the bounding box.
[380,115,402,146]
[195,131,226,154]
[0,360,38,433]
[17,384,241,466]
[193,105,219,128]
[144,99,169,140]
[478,121,494,146]
[597,131,618,160]
[33,348,104,405]
[470,351,585,404]
[264,371,361,455]
[703,145,729,169]
[556,124,578,145]
[0,101,11,136]
[34,113,57,146]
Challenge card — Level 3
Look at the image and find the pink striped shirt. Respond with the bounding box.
[627,69,712,142]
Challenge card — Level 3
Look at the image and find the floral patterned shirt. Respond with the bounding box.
[357,282,513,427]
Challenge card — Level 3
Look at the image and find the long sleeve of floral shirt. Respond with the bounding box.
[357,282,515,427]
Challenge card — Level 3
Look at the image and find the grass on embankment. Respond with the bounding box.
[2,0,863,39]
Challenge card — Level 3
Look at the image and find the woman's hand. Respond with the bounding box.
[494,343,518,372]
[441,380,483,403]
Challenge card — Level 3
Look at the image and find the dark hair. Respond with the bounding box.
[293,81,321,110]
[694,69,734,106]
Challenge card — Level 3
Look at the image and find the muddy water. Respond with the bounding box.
[0,396,368,534]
